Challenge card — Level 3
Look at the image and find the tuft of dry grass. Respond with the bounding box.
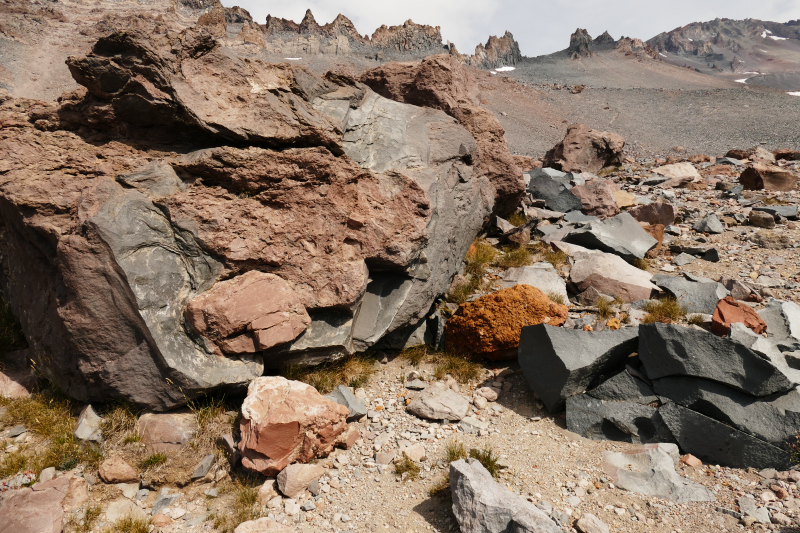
[99,402,140,446]
[445,440,468,463]
[282,355,377,393]
[68,504,102,533]
[469,448,502,478]
[429,475,450,497]
[432,352,481,383]
[446,277,479,305]
[187,393,234,452]
[596,297,622,320]
[632,258,650,271]
[642,297,687,324]
[399,345,429,367]
[465,239,498,278]
[547,292,565,305]
[494,246,533,269]
[0,294,27,359]
[506,212,527,227]
[212,475,265,533]
[531,241,568,269]
[0,390,102,477]
[687,314,706,326]
[395,455,420,481]
[762,197,788,206]
[104,516,150,533]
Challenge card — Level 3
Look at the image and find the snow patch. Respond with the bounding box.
[789,92,800,97]
[688,38,693,41]
[735,79,749,83]
[770,36,788,41]
[495,66,516,72]
[284,57,301,60]
[659,52,667,57]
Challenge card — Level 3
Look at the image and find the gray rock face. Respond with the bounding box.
[653,376,800,446]
[758,300,800,345]
[659,403,791,470]
[738,497,771,524]
[587,370,658,405]
[191,454,215,481]
[117,161,186,199]
[527,173,582,213]
[407,382,470,421]
[650,273,729,314]
[325,385,367,422]
[87,186,264,399]
[639,324,794,397]
[563,212,658,261]
[449,459,560,533]
[672,253,696,266]
[271,311,355,368]
[566,395,674,444]
[692,214,724,234]
[752,205,799,220]
[602,443,715,503]
[518,324,640,412]
[498,262,568,303]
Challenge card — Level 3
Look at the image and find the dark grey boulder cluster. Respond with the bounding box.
[519,316,800,470]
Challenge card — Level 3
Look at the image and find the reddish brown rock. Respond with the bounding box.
[627,202,675,226]
[360,55,525,216]
[513,155,541,172]
[642,224,665,258]
[701,164,737,177]
[711,296,768,336]
[0,475,87,533]
[543,124,625,174]
[774,149,800,161]
[0,368,37,399]
[739,163,799,191]
[680,454,702,467]
[239,377,349,476]
[152,514,173,527]
[570,179,620,218]
[185,271,310,354]
[445,285,568,360]
[136,411,198,452]
[99,457,138,483]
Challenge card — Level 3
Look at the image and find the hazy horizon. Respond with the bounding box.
[224,0,800,57]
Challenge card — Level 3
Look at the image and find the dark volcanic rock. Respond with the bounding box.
[518,324,639,412]
[543,123,625,173]
[563,212,659,261]
[587,370,658,405]
[650,273,728,314]
[639,324,794,397]
[566,395,674,444]
[659,402,791,470]
[527,171,582,213]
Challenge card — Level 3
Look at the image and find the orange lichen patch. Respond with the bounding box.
[444,284,568,361]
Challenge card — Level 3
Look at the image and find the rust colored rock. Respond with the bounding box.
[642,224,665,258]
[444,285,568,360]
[99,457,138,483]
[239,377,349,476]
[360,55,525,216]
[739,163,799,191]
[543,124,625,174]
[336,425,360,450]
[774,149,800,161]
[570,179,620,218]
[711,296,768,336]
[680,454,702,468]
[513,155,541,172]
[627,202,676,226]
[701,164,736,177]
[185,271,310,354]
[152,514,173,527]
[136,411,198,452]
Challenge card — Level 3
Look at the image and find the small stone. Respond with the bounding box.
[680,454,702,468]
[277,464,324,498]
[300,500,316,512]
[99,457,138,484]
[257,479,279,505]
[152,513,173,527]
[403,444,425,462]
[39,467,56,484]
[191,454,215,481]
[473,396,488,409]
[74,405,103,442]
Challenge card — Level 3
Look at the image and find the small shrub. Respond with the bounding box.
[642,297,687,324]
[400,345,429,367]
[506,212,527,227]
[445,440,468,463]
[632,258,650,271]
[432,352,481,383]
[139,453,167,469]
[687,314,706,326]
[531,242,568,269]
[469,448,502,478]
[282,355,376,394]
[495,246,533,269]
[547,292,565,305]
[105,516,150,533]
[70,504,102,533]
[446,277,480,305]
[465,239,498,278]
[429,475,450,497]
[395,455,420,481]
[100,401,140,445]
[596,297,621,319]
[763,197,788,206]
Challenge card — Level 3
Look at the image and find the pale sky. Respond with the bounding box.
[223,0,800,57]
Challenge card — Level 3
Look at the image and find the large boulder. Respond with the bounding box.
[518,324,640,412]
[563,212,659,261]
[238,377,349,476]
[739,163,799,191]
[567,246,659,303]
[527,171,583,213]
[627,202,675,226]
[360,54,525,216]
[602,443,715,503]
[498,263,568,303]
[0,474,88,533]
[650,273,728,315]
[445,285,568,360]
[543,124,625,173]
[449,459,560,533]
[566,394,674,444]
[0,30,493,409]
[638,324,794,397]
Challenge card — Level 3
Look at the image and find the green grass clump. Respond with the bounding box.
[531,242,568,269]
[432,352,481,383]
[547,292,565,305]
[0,389,103,478]
[632,258,650,271]
[395,455,420,481]
[495,246,533,269]
[506,212,527,227]
[104,516,150,533]
[282,355,376,393]
[465,239,498,278]
[641,297,687,324]
[446,440,468,463]
[469,448,502,478]
[596,297,622,319]
[139,453,167,469]
[0,294,27,358]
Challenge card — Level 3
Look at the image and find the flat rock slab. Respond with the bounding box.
[564,212,658,261]
[587,370,658,405]
[527,172,582,213]
[639,323,794,397]
[692,214,724,234]
[603,443,715,503]
[449,459,560,533]
[407,382,469,421]
[519,324,640,412]
[752,205,799,219]
[569,248,659,303]
[136,411,198,452]
[659,403,791,470]
[758,300,800,345]
[277,464,325,498]
[566,395,674,444]
[325,385,367,422]
[651,273,729,314]
[498,262,568,303]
